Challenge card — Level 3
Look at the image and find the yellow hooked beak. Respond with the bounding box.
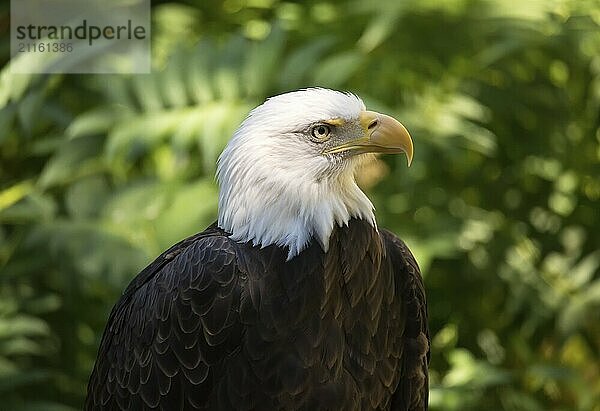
[324,110,414,166]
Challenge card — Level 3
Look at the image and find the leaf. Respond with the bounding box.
[17,91,45,136]
[105,107,200,160]
[243,25,286,96]
[0,63,37,108]
[65,176,110,220]
[358,12,401,53]
[0,337,44,356]
[66,107,121,139]
[312,51,364,87]
[38,135,103,188]
[443,348,512,388]
[154,180,218,249]
[559,279,600,334]
[0,191,57,224]
[0,315,50,339]
[161,52,192,108]
[0,181,34,212]
[131,74,164,112]
[278,37,336,88]
[0,104,17,143]
[569,250,600,289]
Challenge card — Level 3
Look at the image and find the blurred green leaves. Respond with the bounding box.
[0,0,599,410]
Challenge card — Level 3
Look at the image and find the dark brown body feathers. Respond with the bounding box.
[85,219,429,410]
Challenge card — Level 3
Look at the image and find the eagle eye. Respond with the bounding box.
[310,124,331,142]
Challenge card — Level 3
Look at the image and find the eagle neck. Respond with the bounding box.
[217,168,376,260]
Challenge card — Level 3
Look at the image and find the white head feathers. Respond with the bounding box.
[216,88,376,260]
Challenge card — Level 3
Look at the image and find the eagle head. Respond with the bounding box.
[216,88,413,260]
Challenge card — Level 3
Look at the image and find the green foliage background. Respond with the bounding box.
[1,0,599,409]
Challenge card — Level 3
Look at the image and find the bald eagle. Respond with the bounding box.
[85,88,429,410]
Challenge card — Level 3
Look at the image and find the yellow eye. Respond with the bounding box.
[311,124,331,141]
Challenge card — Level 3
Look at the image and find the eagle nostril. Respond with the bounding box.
[367,119,379,130]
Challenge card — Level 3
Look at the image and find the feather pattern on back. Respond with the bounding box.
[85,219,429,410]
